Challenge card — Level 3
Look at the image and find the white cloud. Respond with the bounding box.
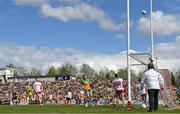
[12,0,122,31]
[13,0,49,6]
[137,10,180,36]
[0,42,128,74]
[1,37,180,75]
[41,3,121,31]
[154,36,180,69]
[59,0,81,4]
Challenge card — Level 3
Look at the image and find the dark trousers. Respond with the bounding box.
[148,89,159,111]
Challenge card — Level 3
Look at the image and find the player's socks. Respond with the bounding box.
[85,103,88,107]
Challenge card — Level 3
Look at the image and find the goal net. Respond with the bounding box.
[130,52,151,65]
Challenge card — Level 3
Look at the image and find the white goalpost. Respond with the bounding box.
[126,0,180,110]
[126,0,131,108]
[126,0,154,109]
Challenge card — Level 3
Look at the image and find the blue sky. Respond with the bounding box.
[0,0,180,73]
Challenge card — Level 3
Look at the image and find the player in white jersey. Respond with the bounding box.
[80,90,85,105]
[113,73,125,107]
[140,83,148,106]
[33,78,44,105]
[65,90,72,104]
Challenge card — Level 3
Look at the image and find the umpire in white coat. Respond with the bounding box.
[141,62,164,112]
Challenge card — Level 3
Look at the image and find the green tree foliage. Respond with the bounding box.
[137,71,144,82]
[15,66,28,77]
[117,68,127,80]
[96,68,115,80]
[131,70,138,82]
[57,63,77,76]
[6,63,16,69]
[117,68,138,81]
[29,68,42,76]
[107,70,116,79]
[79,64,95,77]
[171,72,176,86]
[47,66,58,77]
[5,63,30,77]
[175,69,180,87]
[98,68,108,79]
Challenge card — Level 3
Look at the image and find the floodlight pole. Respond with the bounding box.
[150,0,154,60]
[126,0,131,108]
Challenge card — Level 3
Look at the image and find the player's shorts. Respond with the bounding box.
[141,93,147,96]
[36,91,43,96]
[22,95,26,100]
[13,97,18,100]
[66,97,71,101]
[116,90,124,95]
[85,89,93,92]
[80,96,84,100]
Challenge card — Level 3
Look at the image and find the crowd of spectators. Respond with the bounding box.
[0,77,178,105]
[176,87,180,104]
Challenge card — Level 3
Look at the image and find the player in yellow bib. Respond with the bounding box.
[82,75,93,107]
[26,85,33,102]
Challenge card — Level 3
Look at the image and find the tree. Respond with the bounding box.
[6,63,16,69]
[117,68,127,80]
[171,72,176,86]
[57,63,77,76]
[95,68,115,80]
[47,66,58,77]
[15,66,28,77]
[108,70,116,79]
[98,68,109,79]
[103,69,116,80]
[138,71,144,82]
[175,69,180,86]
[79,64,95,77]
[117,68,139,81]
[29,68,42,76]
[131,70,138,82]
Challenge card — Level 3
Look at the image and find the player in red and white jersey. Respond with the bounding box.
[140,83,148,106]
[33,78,44,105]
[113,73,125,107]
[80,90,85,105]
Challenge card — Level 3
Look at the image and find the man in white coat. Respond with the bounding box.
[141,63,164,112]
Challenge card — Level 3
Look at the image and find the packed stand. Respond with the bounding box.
[0,78,172,105]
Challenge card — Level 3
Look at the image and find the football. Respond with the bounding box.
[142,10,146,15]
[141,103,147,108]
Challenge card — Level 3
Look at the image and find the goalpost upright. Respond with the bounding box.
[126,0,132,108]
[126,0,154,109]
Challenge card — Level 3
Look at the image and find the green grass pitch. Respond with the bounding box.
[0,104,179,114]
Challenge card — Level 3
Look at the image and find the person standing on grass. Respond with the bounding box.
[113,73,126,107]
[141,62,164,112]
[33,78,44,105]
[139,83,148,106]
[81,75,93,107]
[12,89,18,105]
[65,89,72,104]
